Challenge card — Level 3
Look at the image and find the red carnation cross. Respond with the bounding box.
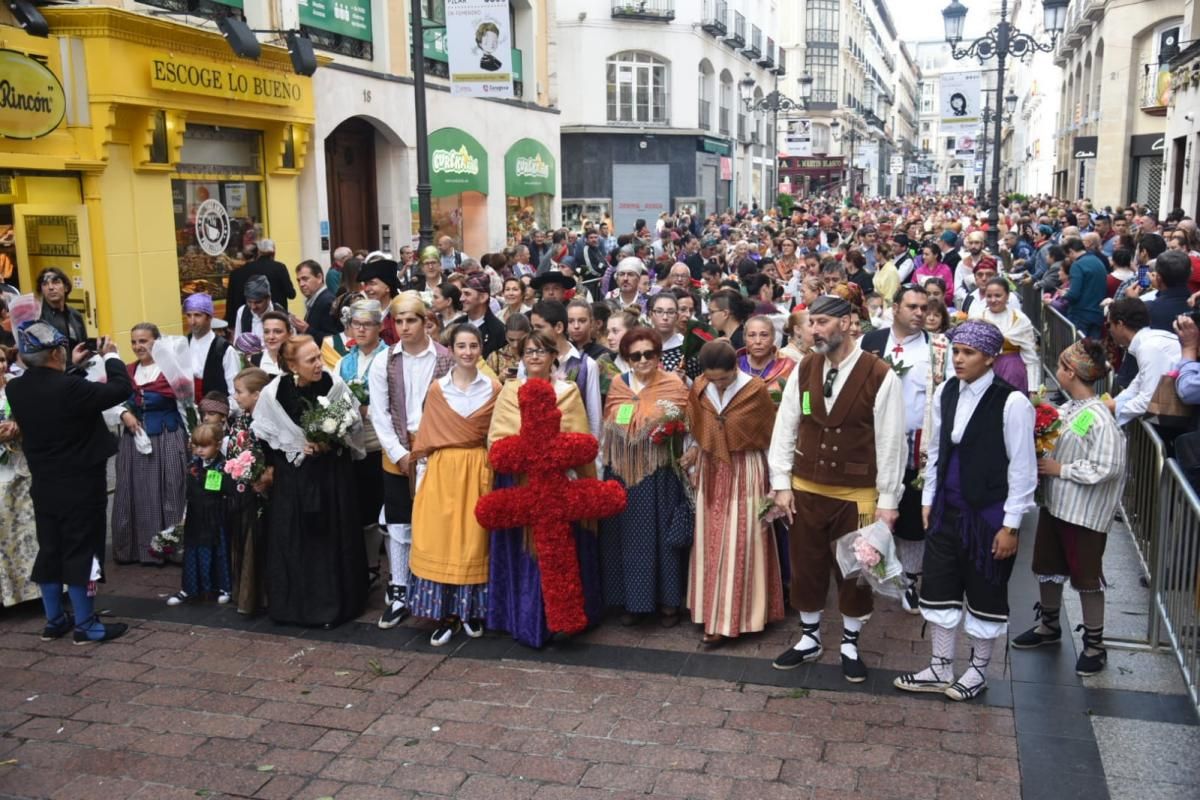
[475,379,627,634]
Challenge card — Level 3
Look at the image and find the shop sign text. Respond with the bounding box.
[514,154,549,180]
[151,56,304,107]
[0,50,66,140]
[432,146,480,175]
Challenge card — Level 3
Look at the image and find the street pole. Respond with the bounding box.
[986,0,1009,253]
[977,98,990,206]
[411,0,434,249]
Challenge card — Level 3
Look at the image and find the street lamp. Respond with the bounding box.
[739,72,812,113]
[941,0,1065,250]
[830,120,864,199]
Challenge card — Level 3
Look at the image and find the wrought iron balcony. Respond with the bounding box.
[611,0,675,22]
[1139,63,1170,115]
[758,37,775,68]
[743,26,762,59]
[725,11,746,47]
[701,0,727,36]
[774,48,787,76]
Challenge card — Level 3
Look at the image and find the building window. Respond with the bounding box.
[806,0,839,45]
[805,47,839,105]
[719,71,733,135]
[945,136,955,151]
[606,51,669,125]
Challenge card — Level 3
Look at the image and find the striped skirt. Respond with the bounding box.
[110,427,188,564]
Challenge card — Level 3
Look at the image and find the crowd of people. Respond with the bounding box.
[2,189,1199,701]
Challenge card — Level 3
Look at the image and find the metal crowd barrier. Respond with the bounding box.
[1019,279,1043,333]
[1155,459,1200,713]
[1122,420,1167,588]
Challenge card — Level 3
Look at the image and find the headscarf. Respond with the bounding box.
[1060,340,1108,383]
[808,295,853,318]
[465,274,491,294]
[244,275,271,300]
[949,319,1004,358]
[198,394,229,418]
[973,255,998,274]
[343,298,383,326]
[235,333,264,355]
[419,245,440,263]
[183,293,214,316]
[17,320,67,355]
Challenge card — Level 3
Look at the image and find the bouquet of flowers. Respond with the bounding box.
[347,379,369,406]
[223,429,265,493]
[681,319,717,360]
[756,495,787,525]
[149,524,182,561]
[648,399,688,456]
[1031,387,1062,503]
[299,394,359,449]
[0,397,14,468]
[835,521,905,600]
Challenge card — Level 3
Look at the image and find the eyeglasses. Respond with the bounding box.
[627,351,659,363]
[524,348,549,357]
[823,366,839,398]
[651,309,678,317]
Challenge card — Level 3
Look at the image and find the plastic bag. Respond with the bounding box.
[835,521,906,600]
[152,336,196,432]
[133,428,152,455]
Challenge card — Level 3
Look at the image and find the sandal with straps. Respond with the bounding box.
[772,620,822,670]
[1010,602,1062,649]
[840,628,868,683]
[945,650,989,702]
[893,656,954,693]
[1075,624,1107,676]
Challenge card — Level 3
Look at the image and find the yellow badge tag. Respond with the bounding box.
[205,469,223,492]
[1070,409,1095,438]
[802,391,812,416]
[615,403,635,425]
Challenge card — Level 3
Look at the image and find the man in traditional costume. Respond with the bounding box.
[894,319,1036,701]
[767,295,906,682]
[860,283,950,612]
[368,292,454,628]
[185,293,240,409]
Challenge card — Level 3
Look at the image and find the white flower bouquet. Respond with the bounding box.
[835,521,906,600]
[299,393,359,449]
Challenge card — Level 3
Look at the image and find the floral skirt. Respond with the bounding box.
[409,576,487,621]
[0,465,40,607]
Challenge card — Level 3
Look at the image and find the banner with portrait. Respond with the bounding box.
[939,71,981,135]
[446,0,514,98]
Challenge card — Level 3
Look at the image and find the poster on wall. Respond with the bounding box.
[939,71,981,135]
[612,163,669,236]
[783,119,812,157]
[446,0,514,98]
[954,134,976,159]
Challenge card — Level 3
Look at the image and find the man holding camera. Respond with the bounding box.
[6,323,131,644]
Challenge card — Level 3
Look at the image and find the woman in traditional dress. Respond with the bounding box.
[600,327,693,627]
[486,331,603,648]
[596,308,638,400]
[410,324,501,645]
[485,313,530,384]
[648,292,692,377]
[737,315,796,405]
[779,308,811,365]
[775,237,801,284]
[111,323,188,565]
[683,340,785,645]
[252,310,291,376]
[0,346,39,607]
[252,335,368,628]
[226,367,271,614]
[967,277,1040,395]
[321,290,366,369]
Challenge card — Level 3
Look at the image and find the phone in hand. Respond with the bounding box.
[1138,266,1151,289]
[82,337,98,352]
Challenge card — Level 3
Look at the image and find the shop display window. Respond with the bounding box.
[506,194,552,245]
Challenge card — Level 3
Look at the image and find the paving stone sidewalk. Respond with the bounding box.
[0,608,1020,800]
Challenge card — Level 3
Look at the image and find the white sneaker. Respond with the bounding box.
[217,591,232,605]
[461,618,484,639]
[166,591,188,607]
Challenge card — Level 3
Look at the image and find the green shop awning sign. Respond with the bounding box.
[299,0,373,43]
[429,127,488,197]
[504,138,556,197]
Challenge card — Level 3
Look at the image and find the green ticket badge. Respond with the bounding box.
[615,403,635,425]
[1070,409,1095,437]
[205,469,223,492]
[802,391,812,416]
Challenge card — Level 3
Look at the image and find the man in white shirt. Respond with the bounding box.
[232,275,284,341]
[895,320,1036,702]
[859,284,952,612]
[368,292,455,629]
[184,293,240,411]
[952,232,988,307]
[767,294,907,683]
[960,257,1021,315]
[605,257,649,313]
[1106,297,1182,426]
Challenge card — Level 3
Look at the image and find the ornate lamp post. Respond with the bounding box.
[740,73,813,207]
[975,90,1017,204]
[830,120,864,199]
[942,0,1067,249]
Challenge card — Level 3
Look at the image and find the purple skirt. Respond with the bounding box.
[993,352,1028,395]
[485,474,604,649]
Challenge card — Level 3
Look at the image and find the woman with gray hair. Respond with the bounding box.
[111,322,189,565]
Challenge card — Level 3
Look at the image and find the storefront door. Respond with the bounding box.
[325,118,379,253]
[12,202,97,334]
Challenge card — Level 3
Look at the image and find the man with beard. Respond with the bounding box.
[953,231,988,308]
[767,294,906,683]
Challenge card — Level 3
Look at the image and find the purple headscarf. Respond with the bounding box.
[235,332,263,355]
[950,320,1004,358]
[183,293,214,317]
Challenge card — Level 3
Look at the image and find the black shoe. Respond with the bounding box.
[619,612,646,627]
[72,618,128,646]
[377,584,410,629]
[901,577,920,616]
[40,614,74,641]
[1010,625,1061,649]
[772,620,822,670]
[430,617,460,646]
[839,628,868,684]
[1075,624,1107,676]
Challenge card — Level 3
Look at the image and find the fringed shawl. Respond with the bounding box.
[688,375,776,464]
[488,378,595,480]
[602,371,690,487]
[410,378,500,461]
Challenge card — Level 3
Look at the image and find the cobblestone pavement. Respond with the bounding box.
[0,607,1020,800]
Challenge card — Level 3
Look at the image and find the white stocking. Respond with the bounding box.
[386,526,411,588]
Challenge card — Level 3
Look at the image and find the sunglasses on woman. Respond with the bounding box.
[626,350,659,363]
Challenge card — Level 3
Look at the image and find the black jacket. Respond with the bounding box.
[304,287,343,346]
[859,327,891,358]
[6,355,133,477]
[225,257,297,323]
[38,302,88,352]
[453,310,507,359]
[1146,286,1193,332]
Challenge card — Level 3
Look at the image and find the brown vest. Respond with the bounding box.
[791,351,891,488]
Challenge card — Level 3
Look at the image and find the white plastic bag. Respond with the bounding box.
[133,428,152,455]
[152,336,196,433]
[835,521,906,600]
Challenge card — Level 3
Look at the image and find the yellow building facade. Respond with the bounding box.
[0,6,314,349]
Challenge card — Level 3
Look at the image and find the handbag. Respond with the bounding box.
[1145,372,1194,429]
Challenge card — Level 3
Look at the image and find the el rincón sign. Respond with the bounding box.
[0,50,67,140]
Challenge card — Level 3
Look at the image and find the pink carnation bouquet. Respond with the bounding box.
[835,521,906,600]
